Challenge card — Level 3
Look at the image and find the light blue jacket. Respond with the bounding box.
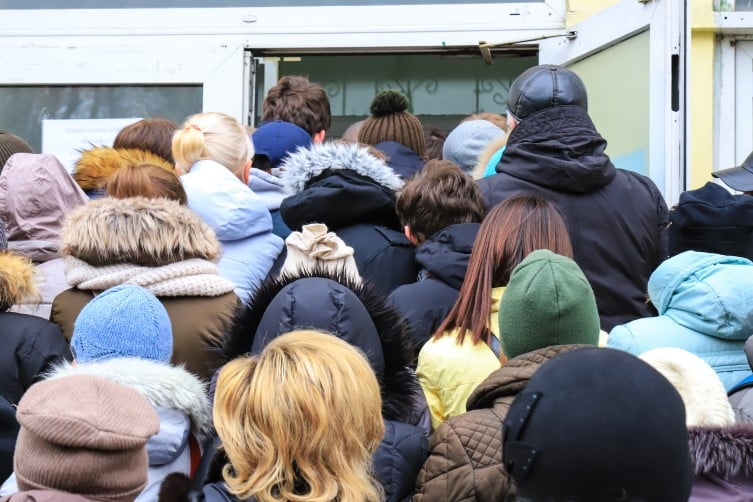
[181,160,283,301]
[608,251,753,390]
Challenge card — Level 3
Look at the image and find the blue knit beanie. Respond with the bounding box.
[71,285,173,364]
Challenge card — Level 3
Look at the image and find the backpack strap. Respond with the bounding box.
[487,335,501,359]
[728,373,753,396]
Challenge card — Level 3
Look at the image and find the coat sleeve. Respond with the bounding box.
[412,421,476,502]
[416,352,445,430]
[606,324,641,354]
[21,322,71,390]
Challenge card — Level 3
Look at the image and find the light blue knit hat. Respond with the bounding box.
[71,284,173,364]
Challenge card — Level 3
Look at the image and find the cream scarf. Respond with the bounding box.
[65,256,236,297]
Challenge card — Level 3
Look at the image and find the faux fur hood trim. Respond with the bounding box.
[281,142,404,194]
[74,146,174,192]
[60,196,222,267]
[0,252,39,311]
[224,267,418,423]
[47,358,211,438]
[472,135,507,180]
[689,423,753,478]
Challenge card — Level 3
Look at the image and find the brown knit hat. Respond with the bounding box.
[14,375,160,502]
[0,130,33,173]
[358,90,427,159]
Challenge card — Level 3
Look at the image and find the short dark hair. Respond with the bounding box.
[261,76,331,137]
[423,125,447,160]
[396,159,484,243]
[113,118,179,165]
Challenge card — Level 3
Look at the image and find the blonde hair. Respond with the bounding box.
[172,112,253,174]
[214,330,385,502]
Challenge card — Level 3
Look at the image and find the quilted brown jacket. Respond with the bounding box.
[412,344,590,501]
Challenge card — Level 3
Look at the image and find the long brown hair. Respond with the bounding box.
[433,195,573,348]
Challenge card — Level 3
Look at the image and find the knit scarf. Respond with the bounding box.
[64,256,236,297]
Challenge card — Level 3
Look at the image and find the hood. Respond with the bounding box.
[415,223,480,289]
[373,141,425,180]
[47,358,211,439]
[472,135,507,180]
[648,251,753,339]
[73,146,174,192]
[281,141,403,194]
[0,153,88,242]
[499,105,616,193]
[59,196,221,267]
[247,167,290,210]
[224,267,418,423]
[689,424,753,478]
[0,252,38,311]
[182,160,274,241]
[1,491,105,502]
[467,344,589,410]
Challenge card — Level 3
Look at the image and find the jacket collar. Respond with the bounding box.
[689,423,753,477]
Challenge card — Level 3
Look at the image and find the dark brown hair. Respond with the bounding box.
[261,76,332,137]
[463,112,508,132]
[433,195,573,351]
[396,159,484,243]
[113,118,179,165]
[423,125,447,160]
[105,164,187,205]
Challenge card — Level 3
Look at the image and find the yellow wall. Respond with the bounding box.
[567,0,621,26]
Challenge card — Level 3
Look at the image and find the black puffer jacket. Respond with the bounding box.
[388,223,480,354]
[279,142,418,296]
[224,269,429,501]
[477,105,668,331]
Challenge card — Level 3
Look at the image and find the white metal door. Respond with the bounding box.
[539,0,685,203]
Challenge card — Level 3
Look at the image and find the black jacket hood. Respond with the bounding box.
[500,105,616,193]
[224,268,419,423]
[415,223,480,289]
[374,141,426,180]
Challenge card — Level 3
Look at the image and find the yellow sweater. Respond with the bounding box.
[416,287,505,430]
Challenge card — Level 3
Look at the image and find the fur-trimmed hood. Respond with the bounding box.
[73,146,174,192]
[689,424,753,478]
[0,252,39,311]
[47,358,211,439]
[472,135,507,180]
[281,141,403,194]
[60,196,222,267]
[224,267,419,423]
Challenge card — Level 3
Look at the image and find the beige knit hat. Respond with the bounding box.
[14,374,160,502]
[640,347,735,427]
[280,223,362,283]
[358,90,427,159]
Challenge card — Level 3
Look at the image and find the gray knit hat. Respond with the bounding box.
[0,130,33,173]
[500,249,600,359]
[442,120,506,174]
[14,374,160,502]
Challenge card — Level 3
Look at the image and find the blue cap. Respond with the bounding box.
[71,284,173,364]
[252,120,312,169]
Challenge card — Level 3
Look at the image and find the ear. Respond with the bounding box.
[242,159,253,184]
[404,226,420,246]
[313,129,327,144]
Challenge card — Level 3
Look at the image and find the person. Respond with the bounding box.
[173,112,284,301]
[0,153,88,319]
[1,374,159,502]
[223,267,429,501]
[423,125,446,160]
[204,331,385,501]
[243,120,312,238]
[669,179,753,261]
[113,118,179,166]
[341,119,365,143]
[387,160,485,352]
[711,149,753,195]
[442,119,506,175]
[358,90,427,179]
[463,111,507,131]
[729,335,753,422]
[640,347,753,500]
[50,196,239,380]
[105,163,187,204]
[0,130,32,173]
[260,75,331,143]
[0,245,70,482]
[608,251,753,390]
[413,249,601,501]
[45,285,211,501]
[477,64,669,331]
[278,141,418,296]
[503,348,692,501]
[416,195,573,429]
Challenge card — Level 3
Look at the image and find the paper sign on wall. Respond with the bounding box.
[42,118,142,173]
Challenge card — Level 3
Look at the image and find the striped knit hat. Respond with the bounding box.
[0,130,33,173]
[358,90,427,159]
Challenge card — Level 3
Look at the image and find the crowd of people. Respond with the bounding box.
[1,64,752,501]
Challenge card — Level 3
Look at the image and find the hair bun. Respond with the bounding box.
[370,90,409,117]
